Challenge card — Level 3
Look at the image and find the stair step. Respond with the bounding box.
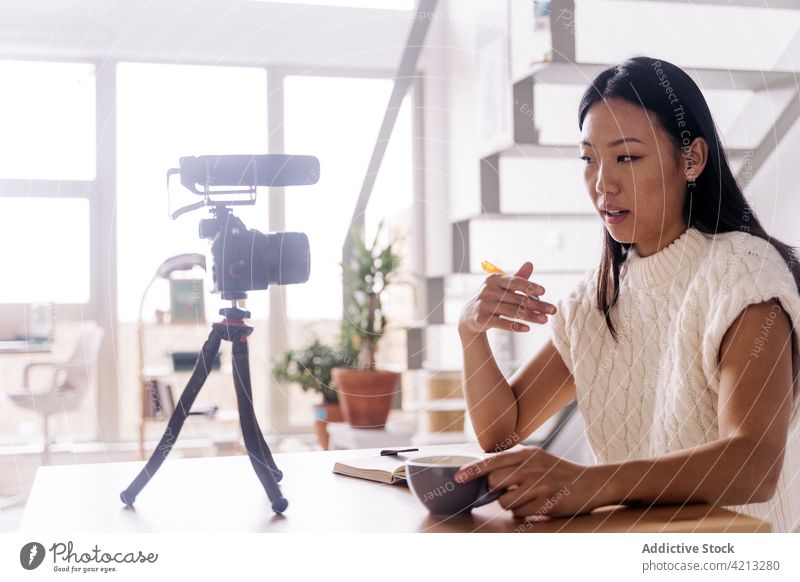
[453,215,604,275]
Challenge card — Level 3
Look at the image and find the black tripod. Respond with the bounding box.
[120,306,288,513]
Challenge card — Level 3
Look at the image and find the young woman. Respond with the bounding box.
[455,56,800,532]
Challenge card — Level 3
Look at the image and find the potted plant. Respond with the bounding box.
[271,337,357,449]
[333,222,403,428]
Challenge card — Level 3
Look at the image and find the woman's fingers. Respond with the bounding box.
[509,497,555,519]
[481,292,556,321]
[481,301,549,325]
[464,306,531,334]
[484,279,556,314]
[488,465,545,493]
[487,273,546,298]
[460,271,556,335]
[480,303,547,324]
[489,316,529,333]
[498,484,550,512]
[488,467,524,491]
[455,448,533,483]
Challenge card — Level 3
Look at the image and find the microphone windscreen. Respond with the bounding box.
[180,154,320,191]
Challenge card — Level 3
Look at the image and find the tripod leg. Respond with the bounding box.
[231,340,283,480]
[231,334,288,513]
[120,331,222,506]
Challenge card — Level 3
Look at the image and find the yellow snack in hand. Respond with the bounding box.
[481,260,507,275]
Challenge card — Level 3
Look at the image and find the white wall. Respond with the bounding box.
[747,117,800,247]
[752,24,800,248]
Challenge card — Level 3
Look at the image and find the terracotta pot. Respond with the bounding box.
[332,368,400,429]
[312,402,344,450]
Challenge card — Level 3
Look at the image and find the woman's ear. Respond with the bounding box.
[683,137,708,183]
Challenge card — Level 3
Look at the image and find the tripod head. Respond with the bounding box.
[219,305,251,322]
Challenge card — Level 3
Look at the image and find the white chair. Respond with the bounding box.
[6,324,104,464]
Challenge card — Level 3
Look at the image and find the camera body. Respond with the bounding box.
[199,207,310,301]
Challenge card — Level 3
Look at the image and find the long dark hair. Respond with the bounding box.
[578,56,800,346]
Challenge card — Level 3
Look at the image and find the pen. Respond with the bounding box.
[380,448,419,456]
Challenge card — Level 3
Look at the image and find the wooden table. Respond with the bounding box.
[20,444,770,533]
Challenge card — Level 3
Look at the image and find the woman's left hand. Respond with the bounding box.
[453,446,613,519]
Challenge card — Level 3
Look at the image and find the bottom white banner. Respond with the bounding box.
[1,533,798,581]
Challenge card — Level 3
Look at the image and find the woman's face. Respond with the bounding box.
[579,97,693,257]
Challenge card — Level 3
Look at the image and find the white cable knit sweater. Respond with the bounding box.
[550,226,800,532]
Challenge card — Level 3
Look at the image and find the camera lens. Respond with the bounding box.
[261,231,310,286]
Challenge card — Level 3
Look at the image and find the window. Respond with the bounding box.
[0,60,95,304]
[284,76,408,323]
[0,60,95,180]
[282,75,413,428]
[0,197,90,303]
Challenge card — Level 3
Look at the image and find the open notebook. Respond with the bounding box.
[332,453,411,484]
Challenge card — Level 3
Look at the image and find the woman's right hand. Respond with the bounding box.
[458,261,557,336]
